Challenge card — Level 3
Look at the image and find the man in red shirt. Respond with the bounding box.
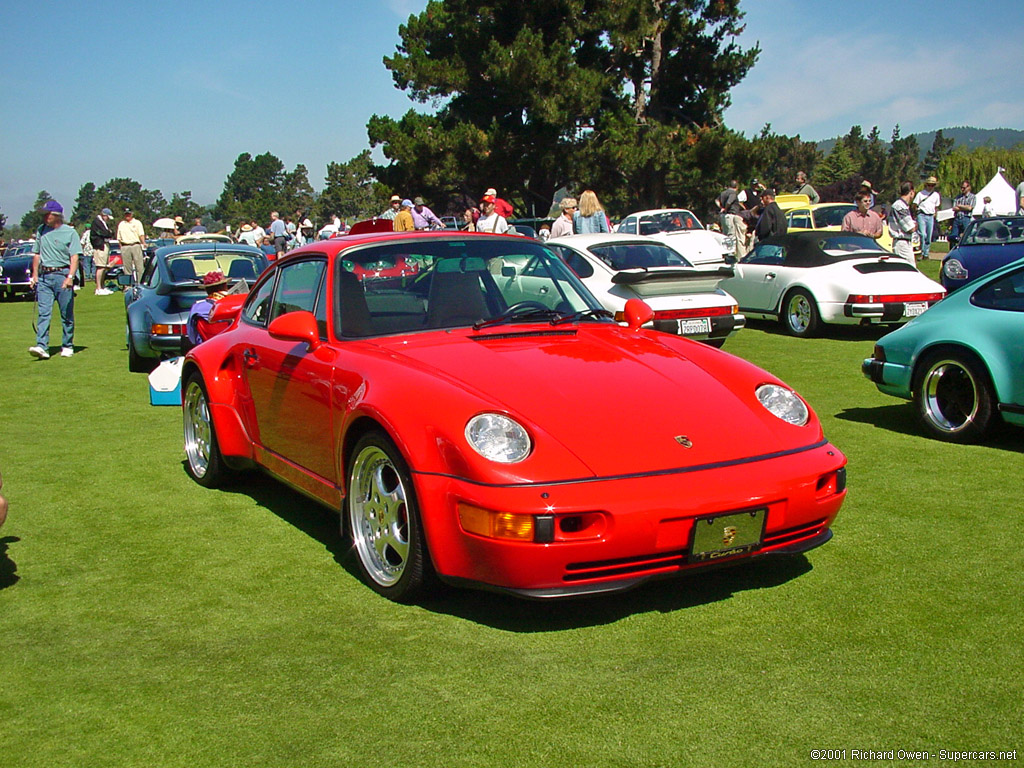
[484,187,514,219]
[841,192,884,240]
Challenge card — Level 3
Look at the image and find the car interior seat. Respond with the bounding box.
[426,270,490,327]
[227,260,258,280]
[337,269,373,337]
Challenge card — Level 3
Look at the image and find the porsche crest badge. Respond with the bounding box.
[674,435,693,448]
[722,526,738,546]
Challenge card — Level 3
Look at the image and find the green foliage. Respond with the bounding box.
[70,182,98,228]
[817,140,856,186]
[886,124,921,188]
[0,208,6,236]
[280,164,315,219]
[315,151,390,223]
[163,191,207,225]
[745,124,822,193]
[214,152,288,225]
[938,144,1024,193]
[922,128,955,177]
[371,0,759,216]
[20,191,56,232]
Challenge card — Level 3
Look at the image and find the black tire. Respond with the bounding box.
[781,289,820,337]
[127,325,158,373]
[346,430,434,602]
[182,374,230,487]
[914,351,994,443]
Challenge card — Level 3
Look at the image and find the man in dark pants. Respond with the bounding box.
[754,189,787,243]
[28,200,81,359]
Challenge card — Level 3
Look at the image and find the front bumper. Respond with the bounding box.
[416,441,847,598]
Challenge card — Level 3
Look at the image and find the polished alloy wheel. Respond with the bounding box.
[349,445,410,587]
[183,379,212,478]
[921,359,979,433]
[787,293,813,334]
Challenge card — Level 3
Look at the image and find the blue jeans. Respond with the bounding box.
[917,213,935,259]
[950,214,971,244]
[81,252,95,280]
[35,271,75,349]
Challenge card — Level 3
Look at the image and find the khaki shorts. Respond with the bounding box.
[93,245,110,268]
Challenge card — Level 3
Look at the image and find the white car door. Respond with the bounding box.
[727,242,790,312]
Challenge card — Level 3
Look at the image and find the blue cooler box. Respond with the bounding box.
[149,357,184,406]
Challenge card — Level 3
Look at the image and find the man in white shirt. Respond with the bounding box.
[476,194,510,234]
[913,176,941,261]
[888,182,918,263]
[549,197,576,238]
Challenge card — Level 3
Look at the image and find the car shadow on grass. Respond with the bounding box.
[744,318,895,343]
[0,536,20,589]
[204,466,817,629]
[837,404,1023,452]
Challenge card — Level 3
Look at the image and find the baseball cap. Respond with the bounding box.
[413,196,425,206]
[401,199,413,208]
[485,188,497,197]
[480,194,496,204]
[101,207,113,216]
[40,199,63,214]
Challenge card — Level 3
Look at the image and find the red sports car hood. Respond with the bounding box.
[372,325,821,478]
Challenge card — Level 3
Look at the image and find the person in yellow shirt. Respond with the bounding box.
[116,208,147,284]
[393,199,415,232]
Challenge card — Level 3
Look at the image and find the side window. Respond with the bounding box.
[620,217,636,235]
[270,259,327,321]
[242,272,277,326]
[548,246,594,279]
[972,269,1024,312]
[742,244,785,265]
[790,210,811,229]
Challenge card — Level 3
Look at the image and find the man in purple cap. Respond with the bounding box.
[28,200,81,359]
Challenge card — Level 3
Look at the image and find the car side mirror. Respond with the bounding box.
[624,298,654,330]
[117,274,132,286]
[723,253,737,265]
[501,266,516,278]
[268,310,321,351]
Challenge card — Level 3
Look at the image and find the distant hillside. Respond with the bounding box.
[817,127,1024,159]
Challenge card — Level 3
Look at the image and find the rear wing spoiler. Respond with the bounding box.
[611,265,734,285]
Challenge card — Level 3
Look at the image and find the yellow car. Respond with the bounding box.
[775,195,895,252]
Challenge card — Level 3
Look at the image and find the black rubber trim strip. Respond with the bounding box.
[412,439,831,488]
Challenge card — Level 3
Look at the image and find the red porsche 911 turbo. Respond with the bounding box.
[182,231,846,601]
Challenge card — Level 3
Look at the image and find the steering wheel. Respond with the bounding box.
[506,301,550,313]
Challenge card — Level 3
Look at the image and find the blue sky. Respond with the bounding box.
[2,0,1021,223]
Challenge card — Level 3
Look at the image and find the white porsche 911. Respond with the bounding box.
[720,232,945,337]
[546,233,744,347]
[614,209,735,270]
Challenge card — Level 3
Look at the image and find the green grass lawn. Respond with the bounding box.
[1,270,1020,767]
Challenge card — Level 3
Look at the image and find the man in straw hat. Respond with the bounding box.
[28,200,81,359]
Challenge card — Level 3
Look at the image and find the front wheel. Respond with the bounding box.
[782,289,820,337]
[914,352,994,443]
[346,431,433,602]
[183,374,231,487]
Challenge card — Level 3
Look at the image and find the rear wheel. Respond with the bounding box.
[782,289,820,337]
[914,352,994,443]
[183,374,230,487]
[346,431,433,602]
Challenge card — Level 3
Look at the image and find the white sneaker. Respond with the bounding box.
[61,347,74,358]
[95,288,113,296]
[29,345,50,360]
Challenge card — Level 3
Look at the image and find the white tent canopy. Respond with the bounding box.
[973,170,1016,216]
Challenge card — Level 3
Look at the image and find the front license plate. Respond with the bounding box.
[904,302,927,317]
[678,317,712,335]
[689,508,766,563]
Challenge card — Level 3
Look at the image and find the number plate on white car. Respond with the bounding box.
[689,508,766,563]
[904,302,927,317]
[678,317,712,335]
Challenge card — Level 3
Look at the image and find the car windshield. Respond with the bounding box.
[960,218,1024,246]
[335,237,602,337]
[588,242,694,270]
[817,235,886,254]
[638,210,703,236]
[166,251,263,285]
[814,205,855,228]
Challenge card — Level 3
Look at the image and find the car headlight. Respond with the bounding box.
[756,384,809,426]
[943,259,967,281]
[465,413,532,463]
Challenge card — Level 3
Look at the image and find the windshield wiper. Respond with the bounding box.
[473,304,563,330]
[551,308,614,325]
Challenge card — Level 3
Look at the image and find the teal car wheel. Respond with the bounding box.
[914,352,994,443]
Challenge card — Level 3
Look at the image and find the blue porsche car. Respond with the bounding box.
[941,215,1024,292]
[863,254,1024,442]
[125,243,267,372]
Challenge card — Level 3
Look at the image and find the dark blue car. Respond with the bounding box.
[941,216,1024,292]
[125,243,267,372]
